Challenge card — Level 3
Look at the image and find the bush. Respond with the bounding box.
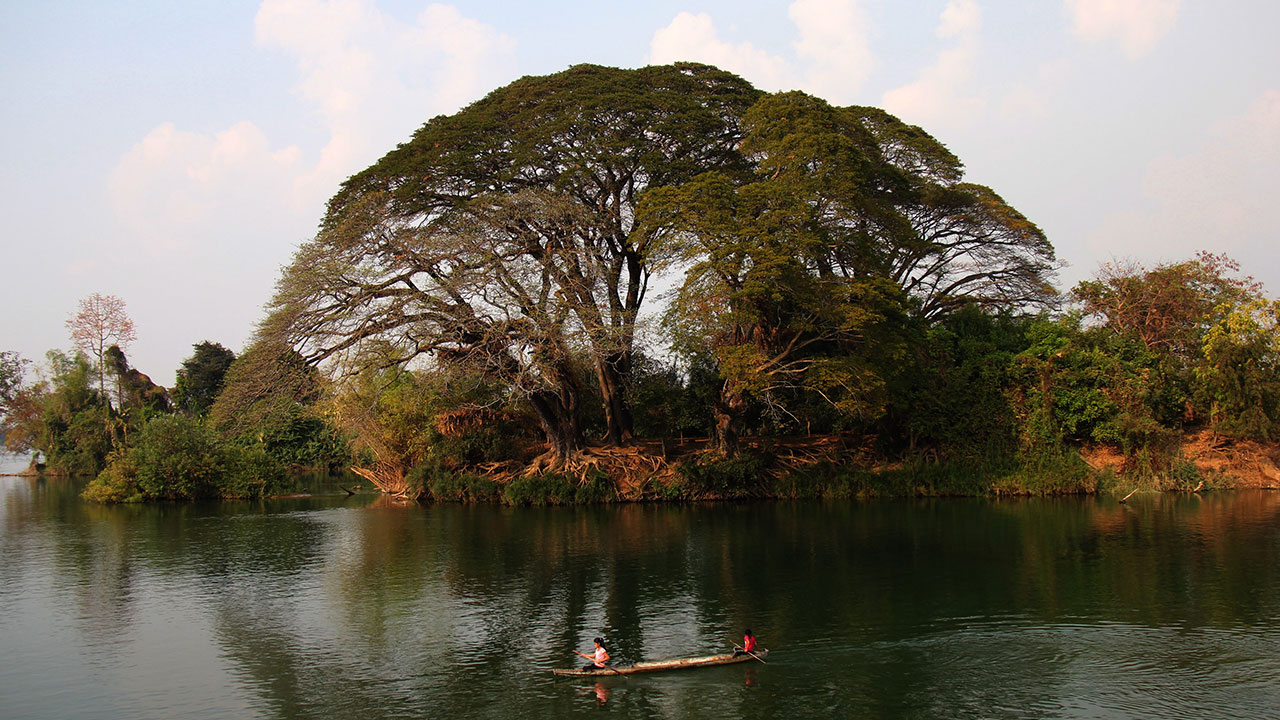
[132,415,223,499]
[257,406,351,471]
[429,425,521,468]
[83,415,290,502]
[411,464,500,502]
[769,465,836,498]
[1162,457,1205,492]
[677,452,773,498]
[81,449,142,503]
[222,445,290,498]
[995,448,1096,495]
[501,471,612,506]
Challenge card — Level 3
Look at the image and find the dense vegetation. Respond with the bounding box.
[1,340,346,501]
[3,64,1278,503]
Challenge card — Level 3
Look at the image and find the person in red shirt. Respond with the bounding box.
[733,629,758,657]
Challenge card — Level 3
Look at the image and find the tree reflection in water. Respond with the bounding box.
[3,481,1280,719]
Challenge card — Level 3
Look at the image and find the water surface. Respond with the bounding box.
[2,477,1278,719]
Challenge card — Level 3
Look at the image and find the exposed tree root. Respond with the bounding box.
[492,445,678,499]
[359,433,884,501]
[351,462,414,498]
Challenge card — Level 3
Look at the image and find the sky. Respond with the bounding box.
[2,0,1277,387]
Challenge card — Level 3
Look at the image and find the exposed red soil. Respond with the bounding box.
[1176,429,1280,488]
[1081,429,1280,489]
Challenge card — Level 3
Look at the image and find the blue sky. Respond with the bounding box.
[2,0,1277,386]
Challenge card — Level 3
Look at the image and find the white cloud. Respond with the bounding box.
[1087,90,1280,267]
[938,0,982,37]
[790,0,875,103]
[254,0,516,200]
[647,1,874,103]
[881,0,984,128]
[106,0,516,258]
[98,1,518,380]
[1065,0,1180,59]
[108,121,306,255]
[648,11,793,91]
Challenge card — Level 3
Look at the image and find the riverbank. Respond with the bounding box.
[404,430,1280,505]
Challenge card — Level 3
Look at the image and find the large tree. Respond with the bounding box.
[842,105,1059,318]
[265,63,761,461]
[640,91,1053,453]
[640,93,912,453]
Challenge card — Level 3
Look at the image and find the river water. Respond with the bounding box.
[1,474,1278,719]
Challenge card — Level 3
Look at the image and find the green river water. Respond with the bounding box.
[1,471,1278,719]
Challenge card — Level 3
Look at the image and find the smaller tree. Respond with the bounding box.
[16,351,114,474]
[105,346,172,414]
[208,340,349,470]
[208,341,323,438]
[172,342,237,416]
[641,170,906,455]
[1196,298,1280,439]
[1071,253,1258,360]
[0,350,29,420]
[66,293,137,405]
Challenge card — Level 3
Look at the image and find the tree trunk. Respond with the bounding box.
[529,388,583,466]
[712,385,746,457]
[596,354,634,446]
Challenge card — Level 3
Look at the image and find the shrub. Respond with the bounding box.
[412,464,500,502]
[769,465,826,499]
[995,448,1096,495]
[501,471,612,506]
[677,452,773,498]
[257,406,351,471]
[429,425,522,468]
[222,445,290,499]
[1162,457,1205,492]
[82,449,142,503]
[132,415,223,499]
[83,415,291,502]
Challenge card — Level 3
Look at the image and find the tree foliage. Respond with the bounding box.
[105,345,172,414]
[0,350,28,421]
[207,340,349,470]
[640,165,906,453]
[839,104,1059,318]
[1071,252,1257,359]
[329,366,523,494]
[639,90,1048,453]
[1196,298,1280,439]
[264,63,762,461]
[4,351,114,474]
[83,414,289,502]
[885,307,1026,458]
[173,341,237,416]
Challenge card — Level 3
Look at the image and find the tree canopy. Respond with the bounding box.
[173,341,237,416]
[265,63,762,460]
[264,64,1061,464]
[0,350,28,421]
[638,90,1050,452]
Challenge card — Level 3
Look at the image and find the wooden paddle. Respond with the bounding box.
[731,639,767,664]
[574,650,623,675]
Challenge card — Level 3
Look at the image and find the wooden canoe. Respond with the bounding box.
[552,650,767,677]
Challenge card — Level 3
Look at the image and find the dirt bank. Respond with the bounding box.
[1082,429,1280,489]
